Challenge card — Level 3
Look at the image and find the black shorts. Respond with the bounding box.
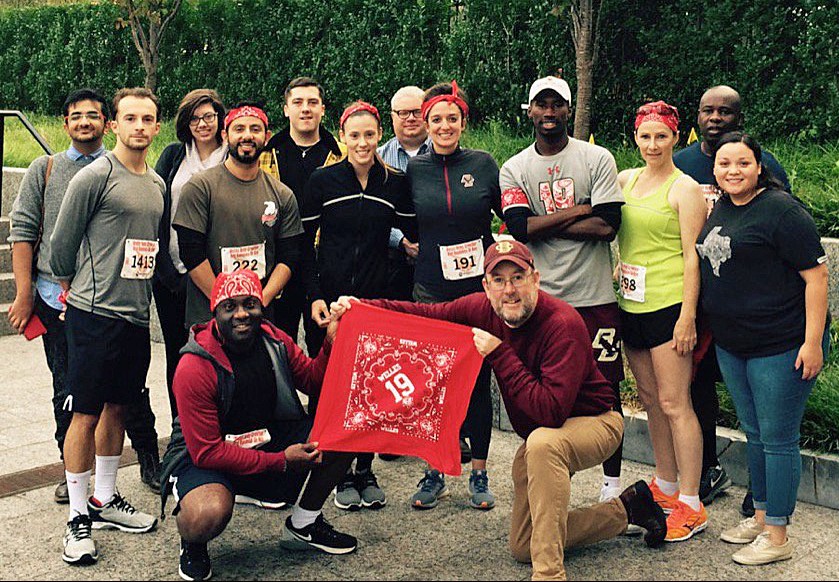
[620,303,682,350]
[64,305,151,415]
[170,418,313,513]
[576,303,624,386]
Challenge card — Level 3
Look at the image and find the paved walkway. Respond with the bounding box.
[2,333,839,580]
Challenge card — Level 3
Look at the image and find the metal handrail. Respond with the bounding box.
[0,110,54,216]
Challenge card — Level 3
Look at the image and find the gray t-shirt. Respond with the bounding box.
[173,163,303,327]
[50,152,165,326]
[499,139,623,307]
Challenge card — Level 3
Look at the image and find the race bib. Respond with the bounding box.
[220,243,266,279]
[619,262,646,303]
[439,239,484,280]
[120,239,159,280]
[700,184,722,217]
[225,428,271,449]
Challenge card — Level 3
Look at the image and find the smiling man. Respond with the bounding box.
[173,101,303,330]
[330,239,667,580]
[160,269,357,581]
[50,87,165,565]
[499,76,628,503]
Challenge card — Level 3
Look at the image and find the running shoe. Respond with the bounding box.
[467,469,495,510]
[411,469,448,509]
[62,514,98,565]
[664,500,708,542]
[179,539,212,581]
[333,472,362,511]
[87,492,157,533]
[699,465,732,505]
[280,515,357,555]
[357,469,387,509]
[649,478,680,514]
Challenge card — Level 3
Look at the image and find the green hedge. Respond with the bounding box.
[0,0,837,143]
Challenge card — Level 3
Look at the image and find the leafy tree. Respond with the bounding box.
[114,0,183,91]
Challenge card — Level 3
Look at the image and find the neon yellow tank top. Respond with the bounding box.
[617,168,684,313]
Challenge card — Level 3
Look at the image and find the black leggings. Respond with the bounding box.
[462,363,493,461]
[691,346,722,471]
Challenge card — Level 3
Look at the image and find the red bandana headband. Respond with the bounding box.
[634,100,679,133]
[210,269,263,312]
[339,100,380,129]
[421,80,469,121]
[223,105,269,130]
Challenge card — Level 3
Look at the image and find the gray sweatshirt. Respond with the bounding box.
[8,153,96,281]
[50,152,165,326]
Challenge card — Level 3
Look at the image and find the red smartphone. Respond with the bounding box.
[23,314,47,340]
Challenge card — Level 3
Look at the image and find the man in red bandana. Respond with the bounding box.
[160,270,357,581]
[331,240,667,580]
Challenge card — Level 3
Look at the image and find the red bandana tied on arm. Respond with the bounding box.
[420,80,469,121]
[339,100,380,129]
[634,100,679,133]
[223,105,269,130]
[310,302,483,475]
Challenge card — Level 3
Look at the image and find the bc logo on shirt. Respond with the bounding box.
[261,200,278,226]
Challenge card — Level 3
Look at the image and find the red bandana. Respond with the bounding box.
[310,303,483,475]
[210,270,263,312]
[223,105,269,130]
[339,100,380,129]
[634,100,679,133]
[421,80,469,121]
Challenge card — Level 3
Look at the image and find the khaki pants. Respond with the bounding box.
[510,411,626,580]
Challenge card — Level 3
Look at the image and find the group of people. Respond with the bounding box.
[6,72,828,581]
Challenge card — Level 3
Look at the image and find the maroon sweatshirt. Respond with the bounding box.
[367,291,615,439]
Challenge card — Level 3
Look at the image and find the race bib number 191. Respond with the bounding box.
[120,238,159,280]
[619,262,646,303]
[220,243,266,279]
[439,239,484,280]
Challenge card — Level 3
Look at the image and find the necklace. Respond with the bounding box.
[297,143,316,159]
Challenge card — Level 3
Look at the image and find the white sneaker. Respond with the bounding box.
[720,517,764,544]
[62,514,98,565]
[600,484,643,536]
[87,492,157,533]
[732,531,793,565]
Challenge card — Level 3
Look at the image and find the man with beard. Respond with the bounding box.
[160,269,357,581]
[50,87,164,565]
[259,78,345,351]
[9,88,162,502]
[673,85,791,514]
[498,76,628,505]
[330,240,667,580]
[174,102,303,330]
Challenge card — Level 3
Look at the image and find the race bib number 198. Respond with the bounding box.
[439,239,484,280]
[120,238,159,280]
[220,243,266,279]
[619,262,646,303]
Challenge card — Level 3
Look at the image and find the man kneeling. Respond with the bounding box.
[160,270,355,581]
[332,240,667,580]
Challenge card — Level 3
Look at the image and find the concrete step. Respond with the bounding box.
[0,303,15,336]
[0,243,10,272]
[0,217,9,241]
[0,272,15,304]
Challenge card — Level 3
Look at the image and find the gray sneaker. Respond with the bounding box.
[62,514,98,565]
[333,473,362,511]
[411,469,448,509]
[468,469,496,510]
[357,469,387,509]
[87,492,157,533]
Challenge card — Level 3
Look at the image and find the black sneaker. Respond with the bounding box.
[280,514,357,555]
[179,540,212,581]
[618,480,667,548]
[740,490,756,517]
[699,465,732,505]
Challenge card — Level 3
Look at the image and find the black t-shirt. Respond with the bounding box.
[696,189,827,357]
[265,128,339,202]
[223,340,284,452]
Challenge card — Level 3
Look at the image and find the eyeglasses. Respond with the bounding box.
[189,112,218,126]
[392,109,423,120]
[485,271,532,291]
[66,112,102,122]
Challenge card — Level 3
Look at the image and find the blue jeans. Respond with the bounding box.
[715,330,830,526]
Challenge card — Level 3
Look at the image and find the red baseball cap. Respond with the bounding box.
[483,239,535,274]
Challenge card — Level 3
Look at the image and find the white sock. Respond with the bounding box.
[65,469,91,520]
[290,506,321,530]
[92,455,121,505]
[679,494,701,512]
[603,476,621,490]
[654,476,679,497]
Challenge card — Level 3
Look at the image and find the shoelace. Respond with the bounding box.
[418,473,442,492]
[110,494,138,515]
[69,517,92,540]
[471,473,489,493]
[358,471,379,488]
[750,531,772,549]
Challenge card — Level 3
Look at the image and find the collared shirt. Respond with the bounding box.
[37,145,107,310]
[378,137,431,247]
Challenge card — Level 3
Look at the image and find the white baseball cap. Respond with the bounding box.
[521,76,572,110]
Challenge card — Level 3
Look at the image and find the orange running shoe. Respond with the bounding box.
[664,500,708,542]
[649,478,680,514]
